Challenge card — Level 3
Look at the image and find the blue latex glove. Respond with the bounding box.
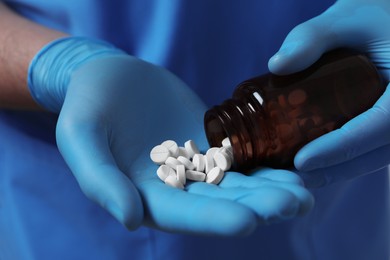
[268,0,390,187]
[28,37,314,236]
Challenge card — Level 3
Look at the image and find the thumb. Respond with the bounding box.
[268,13,340,75]
[56,105,144,230]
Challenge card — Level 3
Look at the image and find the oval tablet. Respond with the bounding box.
[150,145,171,165]
[184,140,200,158]
[192,154,205,172]
[165,156,182,170]
[204,154,214,174]
[219,146,234,162]
[165,175,184,189]
[206,147,219,161]
[161,140,179,158]
[176,165,186,185]
[185,170,206,182]
[177,156,195,170]
[213,151,231,171]
[221,137,231,147]
[206,167,224,184]
[156,165,176,182]
[178,147,190,159]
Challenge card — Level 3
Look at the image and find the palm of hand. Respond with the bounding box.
[56,57,313,235]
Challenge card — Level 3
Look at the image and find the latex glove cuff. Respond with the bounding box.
[28,37,126,112]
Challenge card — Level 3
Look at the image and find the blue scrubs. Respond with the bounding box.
[1,1,389,259]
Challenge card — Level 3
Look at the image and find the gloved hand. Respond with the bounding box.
[268,0,390,187]
[28,37,314,236]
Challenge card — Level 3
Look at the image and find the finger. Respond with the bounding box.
[268,17,337,74]
[295,84,390,171]
[187,180,300,224]
[268,3,360,75]
[249,167,304,186]
[244,168,314,215]
[219,171,314,209]
[137,180,257,236]
[56,112,143,230]
[188,170,314,221]
[298,145,390,188]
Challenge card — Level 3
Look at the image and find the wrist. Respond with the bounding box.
[28,36,126,112]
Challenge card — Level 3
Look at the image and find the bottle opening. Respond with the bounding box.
[204,104,255,171]
[204,110,229,150]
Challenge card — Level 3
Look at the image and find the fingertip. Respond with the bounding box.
[75,166,144,230]
[268,42,302,75]
[266,186,313,218]
[294,132,339,171]
[252,187,300,222]
[106,199,143,230]
[252,168,304,186]
[294,148,319,172]
[56,114,145,229]
[103,180,144,230]
[268,49,292,75]
[246,176,314,218]
[122,215,143,231]
[117,193,144,231]
[268,15,336,76]
[213,207,257,237]
[268,43,324,75]
[294,186,315,215]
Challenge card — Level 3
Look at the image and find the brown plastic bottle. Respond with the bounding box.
[204,49,385,171]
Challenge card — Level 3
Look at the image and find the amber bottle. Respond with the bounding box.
[204,49,385,171]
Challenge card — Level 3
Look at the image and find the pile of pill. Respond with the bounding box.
[150,138,234,189]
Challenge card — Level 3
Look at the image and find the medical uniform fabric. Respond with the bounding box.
[0,1,389,259]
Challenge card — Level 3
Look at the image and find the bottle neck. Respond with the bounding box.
[204,97,266,171]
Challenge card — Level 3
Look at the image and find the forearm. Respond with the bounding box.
[0,2,67,109]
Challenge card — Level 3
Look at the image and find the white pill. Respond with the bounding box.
[206,147,219,160]
[206,167,225,185]
[204,154,214,174]
[213,151,231,171]
[165,157,182,170]
[178,147,190,159]
[192,154,205,172]
[150,145,171,165]
[221,137,231,147]
[165,175,184,189]
[219,146,234,162]
[161,140,179,158]
[176,164,186,185]
[156,165,176,182]
[177,156,195,170]
[185,170,206,182]
[184,140,200,158]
